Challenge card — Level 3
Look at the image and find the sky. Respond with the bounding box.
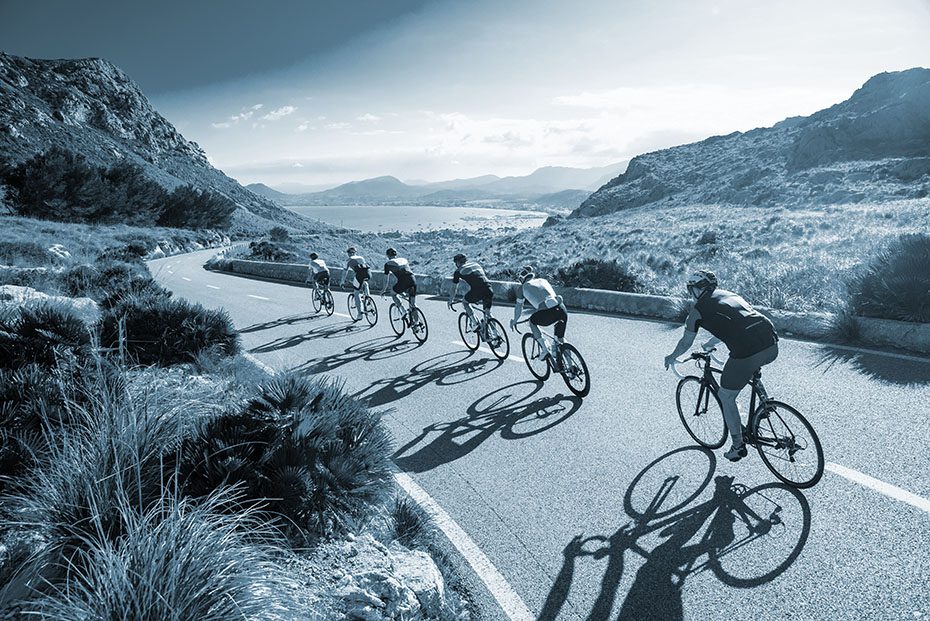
[3,0,930,188]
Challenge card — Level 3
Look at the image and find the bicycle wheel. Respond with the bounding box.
[311,289,322,313]
[752,401,824,489]
[389,303,406,336]
[558,343,590,397]
[324,290,335,316]
[364,296,378,327]
[347,294,361,321]
[458,312,480,350]
[486,318,510,361]
[676,376,727,449]
[410,308,429,343]
[521,333,550,381]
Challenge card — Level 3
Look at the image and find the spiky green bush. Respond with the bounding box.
[849,233,930,323]
[0,240,52,266]
[179,374,394,538]
[554,258,644,292]
[0,303,92,370]
[100,294,239,366]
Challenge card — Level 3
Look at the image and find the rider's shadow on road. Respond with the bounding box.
[538,446,812,621]
[290,335,422,375]
[249,320,375,354]
[393,380,582,473]
[815,346,930,386]
[238,312,322,334]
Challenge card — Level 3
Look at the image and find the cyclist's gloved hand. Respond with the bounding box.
[663,354,676,370]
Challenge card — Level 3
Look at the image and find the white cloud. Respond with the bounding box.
[325,122,351,130]
[211,103,266,129]
[357,113,382,122]
[211,121,232,129]
[261,105,298,121]
[291,162,303,168]
[296,121,313,132]
[250,104,264,110]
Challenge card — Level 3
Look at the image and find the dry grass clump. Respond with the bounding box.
[848,233,930,323]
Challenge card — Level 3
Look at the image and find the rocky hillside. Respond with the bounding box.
[575,68,930,217]
[0,52,307,231]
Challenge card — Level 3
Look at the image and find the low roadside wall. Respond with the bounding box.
[210,258,930,355]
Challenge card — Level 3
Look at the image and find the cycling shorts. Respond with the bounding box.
[465,285,494,310]
[530,305,567,339]
[720,342,779,391]
[392,274,417,296]
[313,272,330,286]
[353,267,371,288]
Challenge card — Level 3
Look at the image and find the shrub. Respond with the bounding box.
[849,234,930,323]
[554,258,643,292]
[100,294,239,366]
[157,185,236,230]
[0,303,92,370]
[269,226,290,242]
[0,240,52,266]
[247,240,299,262]
[178,374,393,539]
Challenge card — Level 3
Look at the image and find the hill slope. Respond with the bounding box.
[575,68,930,217]
[0,52,308,230]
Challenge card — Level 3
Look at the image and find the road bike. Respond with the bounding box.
[344,286,378,326]
[309,282,335,316]
[670,350,824,488]
[449,300,510,360]
[386,292,428,343]
[514,320,590,398]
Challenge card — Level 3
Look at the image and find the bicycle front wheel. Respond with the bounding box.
[486,318,510,361]
[676,376,727,449]
[389,303,406,336]
[521,333,550,381]
[410,308,429,343]
[311,289,322,313]
[324,290,335,316]
[347,294,361,321]
[364,296,378,326]
[752,401,824,488]
[458,312,480,350]
[558,343,590,397]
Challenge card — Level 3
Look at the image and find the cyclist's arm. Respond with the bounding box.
[448,281,459,305]
[701,336,721,350]
[381,271,393,295]
[512,297,524,324]
[665,307,700,368]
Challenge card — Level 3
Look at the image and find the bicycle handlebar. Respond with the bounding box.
[669,348,725,379]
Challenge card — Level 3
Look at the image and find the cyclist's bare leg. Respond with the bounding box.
[529,322,548,358]
[408,291,417,310]
[352,284,362,311]
[391,293,406,315]
[362,280,370,299]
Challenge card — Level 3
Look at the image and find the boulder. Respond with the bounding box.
[0,284,100,325]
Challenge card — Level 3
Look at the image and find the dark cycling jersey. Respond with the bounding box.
[453,261,490,291]
[384,257,413,278]
[687,289,777,358]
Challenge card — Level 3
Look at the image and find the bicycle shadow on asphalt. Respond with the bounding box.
[538,446,812,621]
[237,312,324,334]
[248,320,376,354]
[289,335,424,375]
[353,349,504,408]
[393,380,582,473]
[814,346,930,386]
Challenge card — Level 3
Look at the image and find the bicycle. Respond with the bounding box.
[344,285,378,326]
[514,319,590,398]
[670,350,824,488]
[386,292,428,343]
[309,282,335,316]
[449,300,510,360]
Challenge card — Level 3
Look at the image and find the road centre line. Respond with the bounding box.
[393,471,534,621]
[181,276,191,281]
[206,285,220,290]
[247,294,270,301]
[452,340,524,363]
[827,462,930,516]
[334,312,351,319]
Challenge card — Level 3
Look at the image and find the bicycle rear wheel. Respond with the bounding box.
[752,401,824,488]
[389,303,406,336]
[364,296,378,326]
[458,312,480,350]
[486,318,510,361]
[521,333,550,381]
[311,289,322,313]
[324,290,335,316]
[558,343,590,397]
[410,308,429,343]
[347,294,361,321]
[676,376,727,449]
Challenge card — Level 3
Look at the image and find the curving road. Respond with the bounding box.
[151,249,930,621]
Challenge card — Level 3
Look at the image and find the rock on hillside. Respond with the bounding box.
[575,68,930,217]
[0,52,307,230]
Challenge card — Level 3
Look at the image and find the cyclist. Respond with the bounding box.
[307,252,330,292]
[339,246,371,319]
[664,270,779,462]
[447,253,494,327]
[509,265,567,361]
[381,247,417,315]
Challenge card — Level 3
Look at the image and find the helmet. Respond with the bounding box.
[453,253,466,264]
[309,252,319,260]
[386,247,397,258]
[517,265,535,280]
[346,247,356,255]
[687,270,717,292]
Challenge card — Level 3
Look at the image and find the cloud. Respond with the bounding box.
[296,121,313,132]
[357,113,382,122]
[211,103,265,129]
[482,131,532,148]
[325,122,351,130]
[291,162,303,168]
[261,105,298,121]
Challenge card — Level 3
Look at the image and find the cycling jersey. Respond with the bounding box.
[687,289,777,358]
[453,261,490,291]
[518,278,560,310]
[346,255,370,285]
[385,257,416,295]
[308,259,328,275]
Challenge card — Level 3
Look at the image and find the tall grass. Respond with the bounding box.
[849,233,930,323]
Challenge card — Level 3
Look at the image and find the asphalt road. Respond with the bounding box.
[151,249,930,621]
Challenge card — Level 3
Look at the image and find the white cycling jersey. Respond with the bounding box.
[518,278,559,310]
[309,259,328,274]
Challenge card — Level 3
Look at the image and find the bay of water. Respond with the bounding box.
[287,204,547,233]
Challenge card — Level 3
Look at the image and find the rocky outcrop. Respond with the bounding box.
[574,68,930,217]
[0,284,100,325]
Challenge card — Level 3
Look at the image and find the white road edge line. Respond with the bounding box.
[393,470,534,621]
[181,277,192,281]
[827,462,930,516]
[242,352,533,620]
[334,312,351,319]
[247,294,270,301]
[820,342,930,364]
[206,285,220,290]
[451,340,524,363]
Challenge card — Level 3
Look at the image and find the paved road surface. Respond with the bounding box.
[151,250,930,621]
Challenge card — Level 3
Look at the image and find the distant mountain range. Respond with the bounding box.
[0,52,309,230]
[247,162,627,207]
[575,67,930,217]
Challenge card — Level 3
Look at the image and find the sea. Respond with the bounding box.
[286,204,547,233]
